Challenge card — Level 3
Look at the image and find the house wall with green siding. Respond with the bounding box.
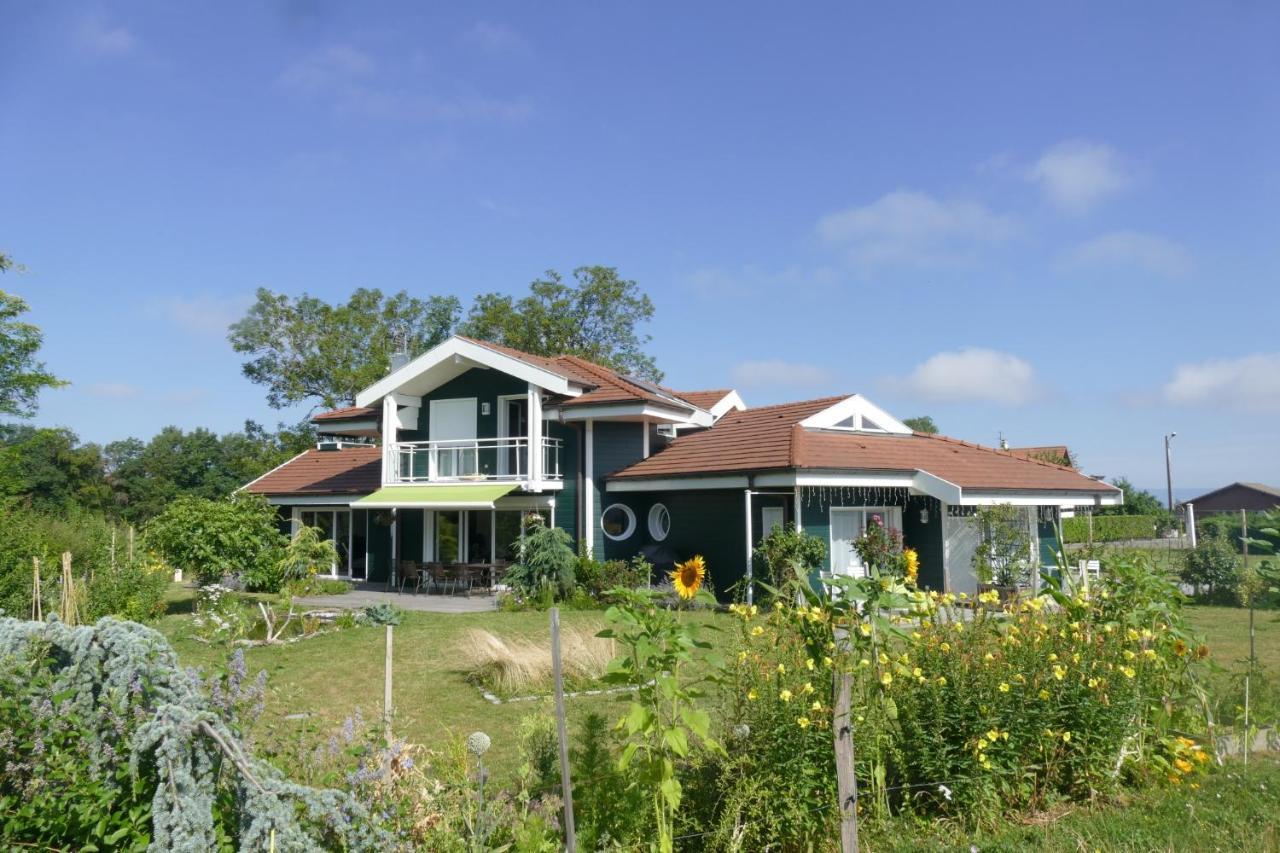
[365,511,393,583]
[590,422,645,556]
[548,420,578,542]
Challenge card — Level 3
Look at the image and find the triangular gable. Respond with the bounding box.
[354,336,582,408]
[797,394,912,435]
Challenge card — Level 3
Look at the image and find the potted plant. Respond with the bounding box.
[971,504,1033,606]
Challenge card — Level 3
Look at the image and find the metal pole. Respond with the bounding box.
[744,489,754,606]
[1164,434,1176,513]
[550,608,577,851]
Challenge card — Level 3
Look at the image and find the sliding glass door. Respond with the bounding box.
[299,508,352,576]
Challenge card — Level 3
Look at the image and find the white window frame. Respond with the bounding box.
[601,503,637,541]
[648,503,671,541]
[296,507,352,577]
[828,506,904,577]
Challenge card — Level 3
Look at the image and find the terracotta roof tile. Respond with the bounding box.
[312,406,378,422]
[672,389,734,409]
[243,446,381,496]
[1007,445,1074,467]
[610,396,1117,494]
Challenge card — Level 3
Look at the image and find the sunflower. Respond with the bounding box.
[671,555,706,600]
[903,548,920,584]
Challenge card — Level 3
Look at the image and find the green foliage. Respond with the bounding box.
[0,616,389,851]
[902,415,938,434]
[516,709,559,794]
[570,712,648,849]
[1200,510,1280,555]
[83,557,170,623]
[506,516,576,598]
[599,587,723,853]
[361,602,403,626]
[1064,513,1173,543]
[573,554,651,602]
[229,286,462,410]
[460,266,662,382]
[144,495,288,590]
[1181,533,1241,600]
[0,425,113,513]
[1097,477,1166,517]
[276,524,338,584]
[971,503,1032,586]
[0,284,66,418]
[0,502,119,619]
[752,522,827,589]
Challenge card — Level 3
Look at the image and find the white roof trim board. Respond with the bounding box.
[798,395,913,435]
[355,337,581,408]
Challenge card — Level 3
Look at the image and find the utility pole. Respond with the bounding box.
[1163,433,1177,513]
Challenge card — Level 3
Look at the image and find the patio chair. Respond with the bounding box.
[1078,559,1101,589]
[466,563,493,596]
[398,561,425,595]
[445,563,471,596]
[425,562,446,594]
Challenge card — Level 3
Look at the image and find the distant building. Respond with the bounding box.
[1183,482,1280,516]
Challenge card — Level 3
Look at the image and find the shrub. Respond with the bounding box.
[972,503,1032,587]
[1063,514,1173,543]
[0,502,115,618]
[752,523,826,590]
[83,556,169,623]
[571,712,648,848]
[574,554,652,602]
[361,602,403,626]
[144,494,287,590]
[276,524,338,585]
[1181,533,1240,600]
[505,515,575,598]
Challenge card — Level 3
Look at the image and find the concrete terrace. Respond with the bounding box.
[292,582,497,614]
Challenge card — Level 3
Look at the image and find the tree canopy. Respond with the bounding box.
[228,287,462,409]
[903,415,938,434]
[0,254,66,417]
[1097,477,1165,516]
[459,266,662,381]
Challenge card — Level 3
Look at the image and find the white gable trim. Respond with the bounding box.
[798,395,912,435]
[959,490,1123,508]
[606,474,750,492]
[708,390,746,420]
[354,337,579,408]
[236,449,311,495]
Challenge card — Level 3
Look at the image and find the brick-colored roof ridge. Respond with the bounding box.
[313,405,378,421]
[738,393,850,415]
[913,431,1106,480]
[454,335,595,384]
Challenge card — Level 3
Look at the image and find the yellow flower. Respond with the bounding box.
[984,653,995,663]
[940,642,952,653]
[913,667,923,678]
[823,656,833,667]
[797,717,811,729]
[1174,758,1193,774]
[777,663,786,674]
[880,672,893,687]
[1123,650,1136,661]
[1121,666,1136,679]
[802,682,815,695]
[779,689,792,702]
[904,548,920,583]
[811,700,823,711]
[737,651,748,662]
[670,555,706,599]
[1048,653,1058,662]
[859,657,871,668]
[1052,665,1067,681]
[987,729,1000,742]
[1062,731,1072,743]
[1038,689,1050,700]
[998,682,1010,693]
[806,658,816,671]
[751,625,764,637]
[859,623,872,637]
[936,676,947,687]
[747,688,759,701]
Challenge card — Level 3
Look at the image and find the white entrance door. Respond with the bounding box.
[830,509,863,576]
[943,510,981,596]
[429,398,477,478]
[761,506,785,537]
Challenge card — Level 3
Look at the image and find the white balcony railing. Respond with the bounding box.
[393,436,563,484]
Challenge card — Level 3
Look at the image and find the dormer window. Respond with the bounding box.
[828,413,888,433]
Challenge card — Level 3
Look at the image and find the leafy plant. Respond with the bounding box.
[971,503,1033,587]
[361,602,403,626]
[144,494,287,589]
[1181,532,1240,601]
[752,522,826,590]
[276,524,338,584]
[505,515,575,599]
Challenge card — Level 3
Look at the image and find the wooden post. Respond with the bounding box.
[550,608,577,851]
[128,526,135,563]
[60,551,79,626]
[1242,509,1252,764]
[31,557,42,621]
[833,669,860,853]
[384,624,394,743]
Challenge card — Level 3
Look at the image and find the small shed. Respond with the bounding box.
[1183,482,1280,516]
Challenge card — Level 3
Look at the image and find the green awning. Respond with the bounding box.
[353,483,518,508]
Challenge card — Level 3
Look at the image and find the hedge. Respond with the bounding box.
[1062,514,1168,543]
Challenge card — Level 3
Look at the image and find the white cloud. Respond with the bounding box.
[460,21,530,55]
[732,360,832,388]
[277,45,532,123]
[884,348,1040,406]
[1027,140,1129,212]
[1160,353,1280,412]
[160,294,253,337]
[1064,231,1192,277]
[75,13,138,56]
[87,382,140,399]
[817,190,1016,266]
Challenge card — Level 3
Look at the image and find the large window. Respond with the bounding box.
[298,508,350,576]
[829,507,903,578]
[601,503,636,541]
[648,503,671,541]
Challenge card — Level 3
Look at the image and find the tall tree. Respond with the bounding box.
[1096,477,1164,516]
[0,253,66,417]
[460,266,662,381]
[0,425,112,513]
[903,415,938,434]
[228,287,462,409]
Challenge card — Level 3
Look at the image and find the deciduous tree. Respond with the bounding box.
[0,253,66,417]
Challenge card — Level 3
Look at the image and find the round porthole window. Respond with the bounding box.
[601,503,636,541]
[648,503,671,541]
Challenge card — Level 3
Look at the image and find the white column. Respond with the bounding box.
[381,395,398,486]
[642,419,650,458]
[1186,502,1197,548]
[793,487,803,533]
[549,498,557,529]
[527,382,543,488]
[744,489,754,606]
[290,506,301,537]
[490,508,497,561]
[583,419,595,557]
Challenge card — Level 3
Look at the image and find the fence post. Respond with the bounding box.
[550,607,577,852]
[31,557,42,621]
[383,624,394,744]
[128,525,135,563]
[833,668,859,853]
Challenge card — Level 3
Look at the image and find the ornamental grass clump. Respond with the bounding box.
[710,549,1214,840]
[460,624,614,696]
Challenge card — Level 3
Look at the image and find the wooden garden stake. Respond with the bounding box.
[383,624,394,743]
[31,557,42,621]
[111,528,117,570]
[60,551,80,626]
[128,526,135,563]
[833,669,860,853]
[550,607,577,852]
[1242,509,1252,764]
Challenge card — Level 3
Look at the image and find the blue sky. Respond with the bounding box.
[2,2,1277,493]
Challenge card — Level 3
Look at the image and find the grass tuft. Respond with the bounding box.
[461,624,615,696]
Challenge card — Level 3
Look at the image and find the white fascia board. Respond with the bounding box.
[606,475,750,492]
[357,500,501,509]
[265,494,364,506]
[236,449,311,494]
[793,472,916,488]
[958,491,1123,508]
[797,394,912,434]
[552,402,714,426]
[709,390,746,420]
[912,470,963,504]
[355,337,577,407]
[314,419,380,435]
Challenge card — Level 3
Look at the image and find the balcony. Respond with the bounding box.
[391,436,563,484]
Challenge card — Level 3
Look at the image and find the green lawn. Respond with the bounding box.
[157,588,723,781]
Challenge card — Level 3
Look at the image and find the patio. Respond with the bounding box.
[291,581,498,614]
